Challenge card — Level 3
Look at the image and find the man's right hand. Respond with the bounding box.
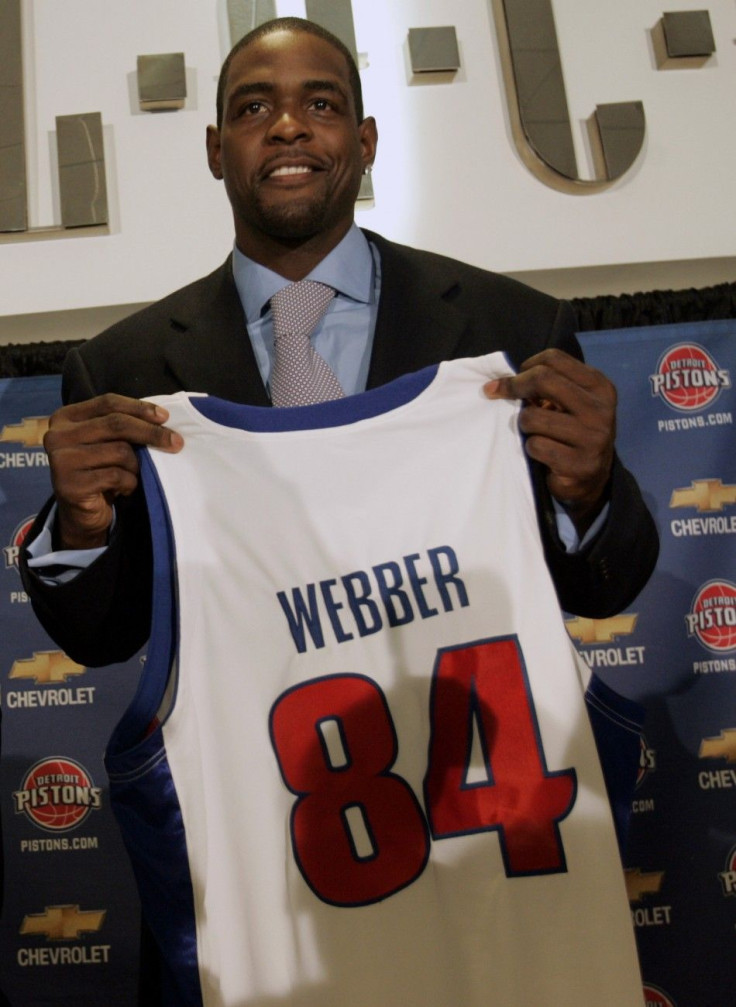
[43,394,184,551]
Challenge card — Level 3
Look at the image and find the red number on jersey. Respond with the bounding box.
[424,637,576,874]
[271,638,577,905]
[270,674,430,906]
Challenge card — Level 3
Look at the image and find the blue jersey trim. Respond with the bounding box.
[191,363,440,432]
[106,452,202,1006]
[108,449,179,754]
[106,729,203,1007]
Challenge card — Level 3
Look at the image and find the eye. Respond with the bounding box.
[232,99,267,119]
[310,97,335,112]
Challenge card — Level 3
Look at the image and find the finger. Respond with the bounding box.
[52,393,170,425]
[515,367,599,410]
[45,411,183,453]
[520,349,615,403]
[516,367,615,418]
[518,406,586,447]
[523,431,605,476]
[51,439,142,479]
[487,382,567,418]
[524,435,611,509]
[54,463,142,503]
[518,348,604,389]
[51,443,141,499]
[518,401,613,447]
[483,375,520,400]
[484,356,613,408]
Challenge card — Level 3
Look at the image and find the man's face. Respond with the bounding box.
[207,30,377,255]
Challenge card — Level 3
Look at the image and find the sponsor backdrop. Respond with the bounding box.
[578,318,736,1007]
[0,375,142,1006]
[1,318,734,1004]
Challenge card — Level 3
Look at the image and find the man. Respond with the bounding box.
[19,17,656,1007]
[21,18,657,664]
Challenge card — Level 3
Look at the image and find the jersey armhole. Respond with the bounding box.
[107,448,179,756]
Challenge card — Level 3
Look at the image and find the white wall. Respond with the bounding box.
[1,0,735,343]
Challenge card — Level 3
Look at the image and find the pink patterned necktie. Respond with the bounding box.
[269,280,344,407]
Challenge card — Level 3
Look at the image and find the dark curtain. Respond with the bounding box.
[0,339,84,378]
[1,281,735,379]
[571,280,736,333]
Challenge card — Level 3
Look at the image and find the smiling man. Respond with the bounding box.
[208,27,377,262]
[22,18,656,660]
[20,18,656,1006]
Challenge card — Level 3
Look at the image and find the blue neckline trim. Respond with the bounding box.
[191,363,439,432]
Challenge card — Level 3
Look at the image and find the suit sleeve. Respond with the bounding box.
[19,348,154,667]
[361,238,659,617]
[532,300,659,616]
[20,491,153,666]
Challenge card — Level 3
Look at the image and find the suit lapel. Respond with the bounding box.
[163,258,271,406]
[364,231,470,389]
[160,239,471,404]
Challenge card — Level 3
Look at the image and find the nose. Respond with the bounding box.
[267,108,312,144]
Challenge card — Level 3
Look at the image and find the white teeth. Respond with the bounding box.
[270,165,313,177]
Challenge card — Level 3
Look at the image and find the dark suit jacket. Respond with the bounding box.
[21,230,658,665]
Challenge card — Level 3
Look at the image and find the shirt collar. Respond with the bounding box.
[232,224,375,324]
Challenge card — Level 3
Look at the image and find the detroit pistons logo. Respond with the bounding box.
[643,986,677,1007]
[3,515,35,572]
[719,846,736,897]
[13,757,102,832]
[685,581,736,653]
[649,343,730,412]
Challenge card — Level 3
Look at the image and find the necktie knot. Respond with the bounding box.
[271,280,335,340]
[270,280,344,407]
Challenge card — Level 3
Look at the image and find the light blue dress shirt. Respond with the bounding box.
[233,224,380,398]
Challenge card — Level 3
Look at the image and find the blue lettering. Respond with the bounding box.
[372,561,415,627]
[342,571,383,637]
[278,546,469,653]
[428,546,469,611]
[320,579,354,644]
[404,552,439,619]
[277,585,325,654]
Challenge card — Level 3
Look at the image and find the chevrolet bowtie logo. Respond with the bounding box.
[0,417,50,448]
[566,614,638,645]
[9,652,85,685]
[20,905,106,941]
[625,868,664,903]
[699,729,736,764]
[670,479,736,513]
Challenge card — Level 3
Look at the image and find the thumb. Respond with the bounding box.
[483,376,517,400]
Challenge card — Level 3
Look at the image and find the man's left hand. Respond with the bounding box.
[484,348,616,536]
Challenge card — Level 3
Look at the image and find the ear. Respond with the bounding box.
[206,124,223,180]
[358,116,378,172]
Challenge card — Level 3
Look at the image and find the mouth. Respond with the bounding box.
[262,153,326,183]
[268,165,315,178]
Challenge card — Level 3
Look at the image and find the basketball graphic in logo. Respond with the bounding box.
[685,581,736,653]
[13,757,102,832]
[649,343,730,412]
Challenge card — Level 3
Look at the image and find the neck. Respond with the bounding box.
[235,220,353,281]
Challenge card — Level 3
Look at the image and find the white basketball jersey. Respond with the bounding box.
[106,354,642,1007]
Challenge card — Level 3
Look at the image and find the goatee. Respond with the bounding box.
[250,192,333,241]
